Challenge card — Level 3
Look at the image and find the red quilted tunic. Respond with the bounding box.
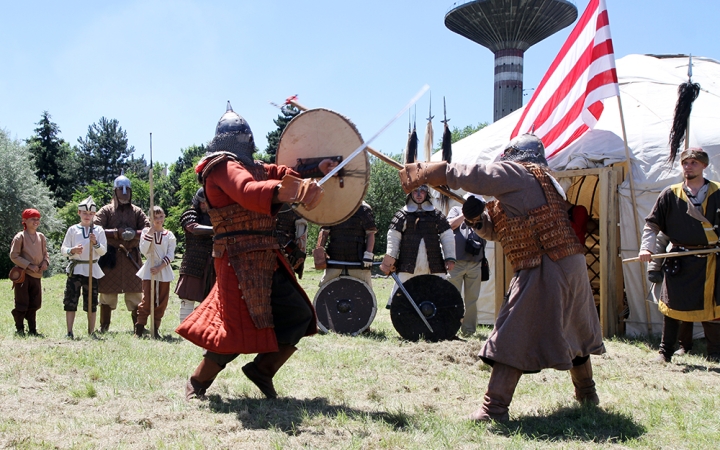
[176,159,316,354]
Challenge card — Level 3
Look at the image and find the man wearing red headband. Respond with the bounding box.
[9,209,50,336]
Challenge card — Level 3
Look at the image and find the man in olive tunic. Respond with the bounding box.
[95,174,150,332]
[399,134,605,422]
[638,147,720,362]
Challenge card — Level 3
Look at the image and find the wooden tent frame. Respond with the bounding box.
[492,165,624,337]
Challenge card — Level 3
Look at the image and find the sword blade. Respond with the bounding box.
[317,84,430,186]
[390,272,434,334]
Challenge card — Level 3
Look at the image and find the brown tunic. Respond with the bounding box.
[9,231,49,279]
[94,201,149,294]
[446,161,605,371]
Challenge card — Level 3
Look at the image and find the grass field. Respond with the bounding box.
[1,264,719,449]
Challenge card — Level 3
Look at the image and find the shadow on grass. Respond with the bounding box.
[680,363,720,374]
[207,396,412,433]
[490,405,645,443]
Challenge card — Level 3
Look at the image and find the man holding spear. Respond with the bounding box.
[638,148,720,363]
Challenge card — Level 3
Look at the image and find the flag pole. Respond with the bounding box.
[616,94,652,334]
[149,132,156,339]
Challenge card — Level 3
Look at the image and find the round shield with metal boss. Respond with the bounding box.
[390,275,464,342]
[276,108,370,226]
[313,276,377,336]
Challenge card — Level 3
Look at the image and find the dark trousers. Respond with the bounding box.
[12,276,42,331]
[660,316,720,357]
[205,268,313,366]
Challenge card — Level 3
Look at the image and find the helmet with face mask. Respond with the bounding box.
[113,171,132,205]
[500,133,548,166]
[206,101,256,164]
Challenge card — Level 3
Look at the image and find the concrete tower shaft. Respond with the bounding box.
[445,0,578,121]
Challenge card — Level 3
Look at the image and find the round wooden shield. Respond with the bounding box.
[276,108,369,226]
[314,276,377,336]
[390,275,464,342]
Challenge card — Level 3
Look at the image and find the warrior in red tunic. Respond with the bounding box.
[178,102,336,400]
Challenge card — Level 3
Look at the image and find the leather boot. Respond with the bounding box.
[134,323,145,338]
[186,358,224,400]
[702,321,720,361]
[12,310,25,336]
[469,363,523,422]
[26,310,38,336]
[153,320,161,339]
[569,359,600,405]
[242,344,297,399]
[131,309,138,331]
[100,305,111,333]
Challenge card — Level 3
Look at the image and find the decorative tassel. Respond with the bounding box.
[405,123,418,164]
[668,81,700,163]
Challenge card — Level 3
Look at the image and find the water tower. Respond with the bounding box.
[445,0,578,121]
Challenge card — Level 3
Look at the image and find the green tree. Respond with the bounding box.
[436,122,488,150]
[168,144,205,196]
[25,111,78,207]
[1,128,64,276]
[76,117,136,186]
[263,105,300,163]
[364,153,406,254]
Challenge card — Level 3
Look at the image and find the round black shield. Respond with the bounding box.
[390,275,464,342]
[314,276,377,336]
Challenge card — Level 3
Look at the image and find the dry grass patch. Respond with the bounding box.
[1,267,720,448]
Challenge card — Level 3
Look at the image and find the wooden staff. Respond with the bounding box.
[284,97,466,204]
[622,247,719,264]
[149,132,156,339]
[88,230,94,335]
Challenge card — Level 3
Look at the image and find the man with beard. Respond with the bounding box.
[94,173,150,333]
[379,185,455,308]
[176,188,215,322]
[638,147,720,363]
[177,102,337,400]
[399,133,605,422]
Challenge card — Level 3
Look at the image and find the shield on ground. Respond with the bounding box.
[314,276,377,335]
[390,275,463,342]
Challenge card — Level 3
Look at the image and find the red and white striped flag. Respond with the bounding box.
[510,0,619,159]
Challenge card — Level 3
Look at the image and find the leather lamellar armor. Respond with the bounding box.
[390,209,450,273]
[486,164,583,271]
[179,209,213,278]
[201,154,280,329]
[326,205,376,264]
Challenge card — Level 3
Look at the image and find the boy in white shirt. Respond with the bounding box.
[135,206,176,338]
[61,197,107,338]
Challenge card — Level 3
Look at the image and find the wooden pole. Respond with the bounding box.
[285,97,466,204]
[149,133,156,339]
[616,95,653,334]
[623,247,719,263]
[87,234,94,335]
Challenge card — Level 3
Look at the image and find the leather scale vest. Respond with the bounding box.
[178,209,213,278]
[200,154,280,329]
[392,210,449,273]
[486,164,583,271]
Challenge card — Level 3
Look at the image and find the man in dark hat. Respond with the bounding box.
[399,133,605,422]
[379,185,456,307]
[177,102,337,400]
[94,174,150,333]
[638,147,720,363]
[175,188,215,322]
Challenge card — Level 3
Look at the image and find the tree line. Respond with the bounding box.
[1,109,485,276]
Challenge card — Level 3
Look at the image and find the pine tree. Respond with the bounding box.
[264,105,300,163]
[76,117,135,186]
[25,111,78,206]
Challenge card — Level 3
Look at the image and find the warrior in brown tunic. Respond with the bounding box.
[399,134,605,422]
[94,174,150,332]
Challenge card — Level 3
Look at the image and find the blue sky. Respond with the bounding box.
[2,0,719,165]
